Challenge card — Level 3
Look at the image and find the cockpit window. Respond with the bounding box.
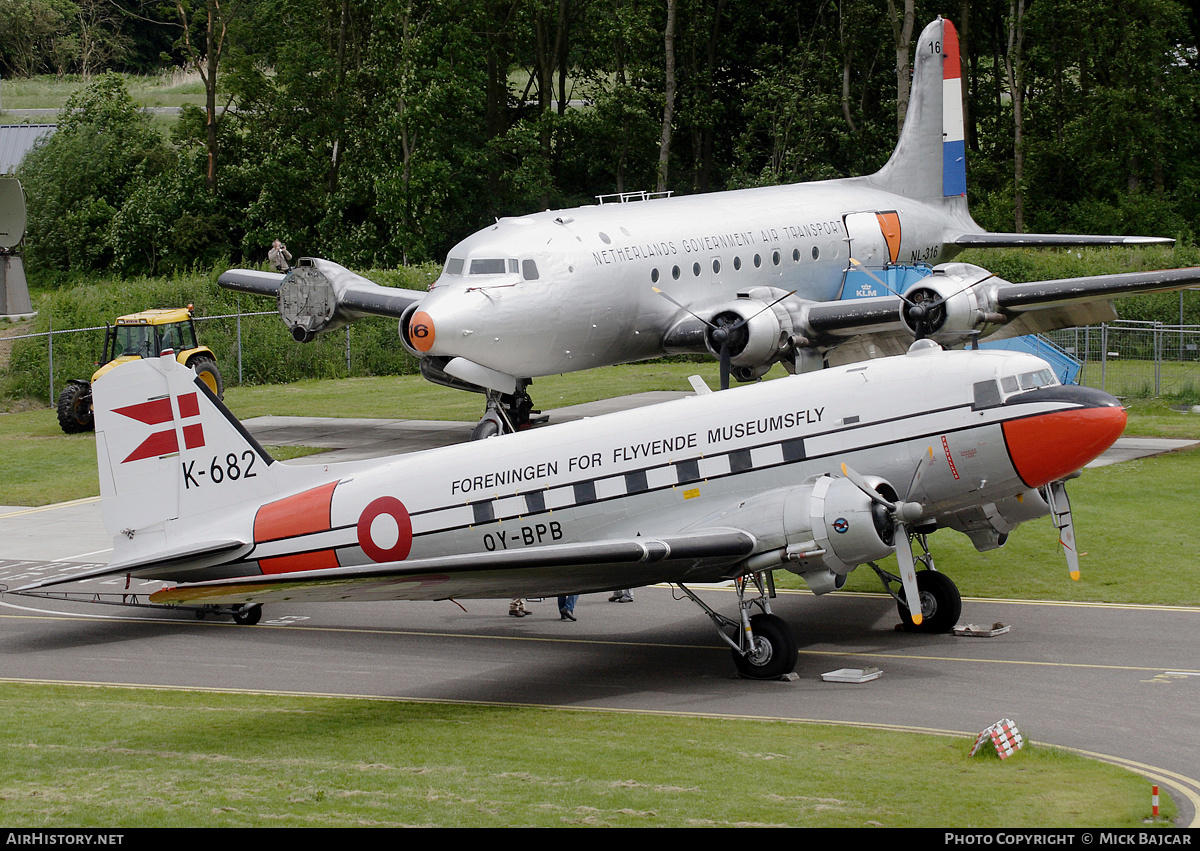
[522,259,539,280]
[470,258,507,275]
[972,380,1002,410]
[1017,369,1057,390]
[445,258,464,275]
[1001,369,1059,395]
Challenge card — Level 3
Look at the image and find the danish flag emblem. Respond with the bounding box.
[114,392,206,463]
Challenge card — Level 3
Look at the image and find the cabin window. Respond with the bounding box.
[672,266,681,280]
[753,254,762,268]
[811,246,820,260]
[470,258,507,275]
[445,258,465,275]
[693,262,701,277]
[651,268,660,283]
[522,259,539,280]
[772,250,781,266]
[733,257,742,271]
[712,259,721,274]
[793,248,801,262]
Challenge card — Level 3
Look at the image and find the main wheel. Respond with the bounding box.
[56,382,94,433]
[187,355,224,400]
[897,570,961,634]
[731,613,798,680]
[232,604,263,625]
[470,417,501,441]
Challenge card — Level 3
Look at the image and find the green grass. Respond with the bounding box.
[0,71,207,112]
[0,682,1170,828]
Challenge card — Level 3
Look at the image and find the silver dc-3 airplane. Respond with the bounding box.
[221,17,1199,438]
[16,340,1126,679]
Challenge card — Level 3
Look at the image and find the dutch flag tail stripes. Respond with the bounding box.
[941,19,967,198]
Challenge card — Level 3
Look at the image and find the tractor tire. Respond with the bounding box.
[188,355,224,400]
[57,382,94,434]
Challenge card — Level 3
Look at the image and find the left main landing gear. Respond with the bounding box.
[677,572,798,680]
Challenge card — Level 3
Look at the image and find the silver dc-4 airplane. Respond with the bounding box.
[16,341,1125,679]
[221,16,1199,438]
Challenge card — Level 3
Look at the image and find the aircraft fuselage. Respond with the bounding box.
[410,177,975,379]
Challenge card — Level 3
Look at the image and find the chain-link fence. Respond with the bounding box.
[6,311,1199,403]
[1046,321,1200,398]
[2,308,419,404]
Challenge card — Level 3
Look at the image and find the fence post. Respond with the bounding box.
[1100,323,1107,393]
[236,296,244,386]
[1154,322,1162,397]
[47,311,54,403]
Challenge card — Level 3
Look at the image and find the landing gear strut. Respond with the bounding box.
[869,534,961,633]
[677,571,798,679]
[470,383,544,440]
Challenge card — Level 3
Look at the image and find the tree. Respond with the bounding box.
[19,74,174,275]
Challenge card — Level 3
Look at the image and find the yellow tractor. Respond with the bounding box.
[57,306,224,434]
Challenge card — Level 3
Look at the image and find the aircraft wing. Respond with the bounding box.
[793,265,1200,351]
[144,530,758,606]
[218,258,424,341]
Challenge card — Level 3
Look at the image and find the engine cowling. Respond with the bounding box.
[704,288,794,381]
[898,262,1009,346]
[782,475,898,576]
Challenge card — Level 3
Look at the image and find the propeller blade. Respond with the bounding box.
[895,524,923,626]
[1046,480,1081,581]
[652,287,711,327]
[840,462,922,522]
[719,342,731,391]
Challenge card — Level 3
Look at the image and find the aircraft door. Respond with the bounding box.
[843,211,900,270]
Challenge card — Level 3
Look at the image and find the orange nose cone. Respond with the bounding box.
[409,311,436,353]
[1002,403,1127,487]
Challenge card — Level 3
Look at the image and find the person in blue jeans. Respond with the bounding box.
[558,595,577,621]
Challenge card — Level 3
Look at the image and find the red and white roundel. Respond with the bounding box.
[356,496,413,563]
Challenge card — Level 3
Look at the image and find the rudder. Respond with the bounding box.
[872,17,967,203]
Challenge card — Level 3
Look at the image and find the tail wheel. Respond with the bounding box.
[732,613,798,680]
[56,382,94,433]
[188,355,224,400]
[897,570,962,633]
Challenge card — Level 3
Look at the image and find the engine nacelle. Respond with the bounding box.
[704,288,793,377]
[277,258,390,342]
[941,487,1051,551]
[899,262,1009,346]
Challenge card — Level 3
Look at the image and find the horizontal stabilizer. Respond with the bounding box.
[953,232,1173,248]
[149,530,758,606]
[14,539,249,591]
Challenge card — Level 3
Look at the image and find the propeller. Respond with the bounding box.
[847,258,993,341]
[653,287,795,389]
[840,461,926,625]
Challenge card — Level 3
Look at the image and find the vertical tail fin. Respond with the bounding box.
[93,354,315,569]
[872,17,967,203]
